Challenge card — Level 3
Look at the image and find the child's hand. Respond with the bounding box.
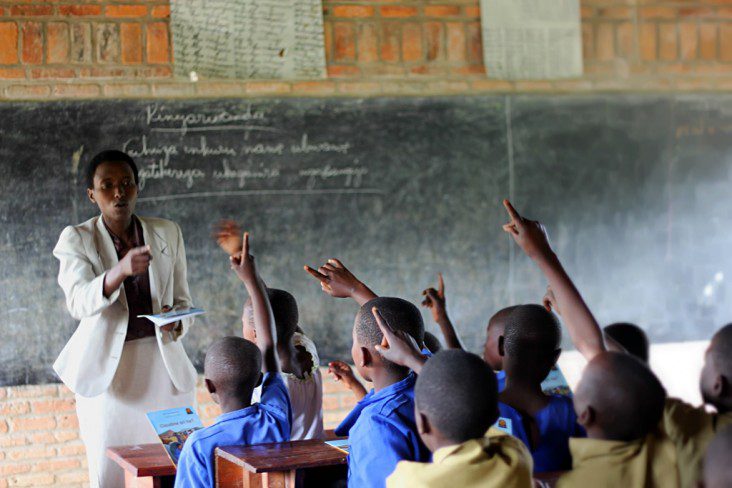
[502,199,554,260]
[328,361,368,400]
[421,273,447,323]
[542,285,560,315]
[372,307,426,373]
[304,259,377,306]
[230,232,257,285]
[214,220,243,256]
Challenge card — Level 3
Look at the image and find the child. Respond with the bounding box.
[501,200,680,486]
[497,304,584,472]
[423,331,443,353]
[371,311,532,487]
[603,322,649,363]
[699,425,732,488]
[216,221,324,440]
[317,294,431,488]
[175,233,291,488]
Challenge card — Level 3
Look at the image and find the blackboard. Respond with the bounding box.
[2,95,731,386]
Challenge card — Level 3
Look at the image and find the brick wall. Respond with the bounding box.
[1,0,732,99]
[2,0,732,486]
[0,369,362,487]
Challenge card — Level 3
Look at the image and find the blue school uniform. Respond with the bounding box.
[496,370,507,392]
[174,373,292,488]
[336,372,431,488]
[498,395,585,473]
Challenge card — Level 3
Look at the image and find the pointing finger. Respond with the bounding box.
[304,265,329,283]
[503,199,523,224]
[437,273,445,298]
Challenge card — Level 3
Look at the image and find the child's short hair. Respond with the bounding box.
[415,350,498,443]
[703,425,732,488]
[355,297,424,368]
[710,323,732,379]
[85,150,139,189]
[579,352,665,441]
[204,336,261,395]
[423,331,442,353]
[266,288,299,346]
[488,305,518,330]
[503,304,561,380]
[604,322,649,363]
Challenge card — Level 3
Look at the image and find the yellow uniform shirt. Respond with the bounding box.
[662,398,732,488]
[556,431,679,488]
[386,428,533,488]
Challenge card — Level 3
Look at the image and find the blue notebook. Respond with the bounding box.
[147,406,204,465]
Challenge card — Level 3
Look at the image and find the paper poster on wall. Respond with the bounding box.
[170,0,326,80]
[480,0,583,80]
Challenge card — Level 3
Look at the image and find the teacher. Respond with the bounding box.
[53,150,197,487]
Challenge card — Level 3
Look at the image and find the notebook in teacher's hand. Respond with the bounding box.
[138,307,205,327]
[147,407,204,465]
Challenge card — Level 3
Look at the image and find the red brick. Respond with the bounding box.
[95,23,120,63]
[21,22,42,64]
[380,6,417,18]
[31,398,74,414]
[10,5,53,17]
[106,5,148,18]
[46,22,69,63]
[639,7,677,19]
[57,413,79,429]
[401,23,422,62]
[10,416,55,431]
[381,23,400,62]
[58,443,86,456]
[146,22,169,63]
[659,23,678,61]
[120,23,142,64]
[721,24,732,62]
[323,21,332,62]
[30,67,75,78]
[425,6,460,17]
[640,23,657,61]
[617,22,634,58]
[446,22,465,62]
[332,6,373,18]
[700,23,717,61]
[466,21,481,63]
[6,473,54,486]
[333,22,355,62]
[582,24,594,60]
[596,23,615,61]
[357,23,378,62]
[58,5,102,17]
[455,64,485,75]
[0,68,24,78]
[71,23,92,63]
[0,23,19,64]
[322,395,340,411]
[0,464,30,477]
[336,81,381,94]
[0,400,30,415]
[425,22,444,61]
[327,65,360,77]
[151,6,170,18]
[5,84,51,99]
[56,472,88,485]
[291,81,336,94]
[599,7,632,19]
[31,459,80,472]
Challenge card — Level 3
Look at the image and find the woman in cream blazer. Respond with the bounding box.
[53,150,197,487]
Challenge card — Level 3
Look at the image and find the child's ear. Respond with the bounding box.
[86,188,96,204]
[360,347,373,368]
[255,372,263,388]
[498,336,506,357]
[416,411,431,436]
[204,378,215,394]
[578,405,595,429]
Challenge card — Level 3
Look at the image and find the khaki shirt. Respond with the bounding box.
[557,431,679,488]
[386,428,533,488]
[662,398,732,488]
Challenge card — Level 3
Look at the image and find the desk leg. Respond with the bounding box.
[124,472,174,488]
[215,458,296,488]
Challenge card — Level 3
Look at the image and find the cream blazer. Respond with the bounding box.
[53,215,198,398]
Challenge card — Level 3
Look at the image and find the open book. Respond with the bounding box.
[138,308,205,327]
[147,407,204,465]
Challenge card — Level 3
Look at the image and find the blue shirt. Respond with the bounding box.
[336,372,431,488]
[498,395,585,473]
[174,373,292,488]
[496,370,507,392]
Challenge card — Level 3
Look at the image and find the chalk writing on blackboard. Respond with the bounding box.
[170,0,326,80]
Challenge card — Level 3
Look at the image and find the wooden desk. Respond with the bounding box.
[107,443,176,488]
[215,439,348,488]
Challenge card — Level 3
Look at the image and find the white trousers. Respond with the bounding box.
[75,336,196,488]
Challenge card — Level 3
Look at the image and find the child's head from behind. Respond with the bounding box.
[700,323,732,412]
[352,297,424,382]
[423,331,442,354]
[204,336,262,405]
[500,304,561,383]
[483,306,517,370]
[415,350,498,451]
[603,322,649,363]
[242,288,299,346]
[701,425,732,488]
[574,352,665,441]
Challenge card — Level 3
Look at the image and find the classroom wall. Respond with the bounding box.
[2,0,732,486]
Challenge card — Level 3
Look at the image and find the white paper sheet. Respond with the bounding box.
[170,0,326,80]
[138,307,206,327]
[480,0,583,80]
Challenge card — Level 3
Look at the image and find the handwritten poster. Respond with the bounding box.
[480,0,582,80]
[170,0,326,80]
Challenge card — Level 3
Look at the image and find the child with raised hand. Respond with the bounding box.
[216,221,325,441]
[174,233,291,488]
[304,258,378,306]
[369,308,533,488]
[501,200,681,486]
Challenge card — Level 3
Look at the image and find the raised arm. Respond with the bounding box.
[373,307,428,374]
[230,232,279,373]
[502,199,605,361]
[421,273,463,350]
[304,258,377,306]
